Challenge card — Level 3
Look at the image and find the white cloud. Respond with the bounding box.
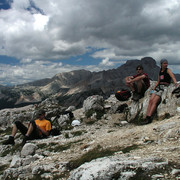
[0,60,104,86]
[1,0,180,62]
[1,0,180,85]
[99,57,115,67]
[20,58,32,63]
[33,14,49,31]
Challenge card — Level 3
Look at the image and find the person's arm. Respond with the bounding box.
[167,69,178,86]
[36,126,50,136]
[129,74,146,83]
[153,76,160,90]
[125,76,134,85]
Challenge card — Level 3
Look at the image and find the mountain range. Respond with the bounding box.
[0,57,180,110]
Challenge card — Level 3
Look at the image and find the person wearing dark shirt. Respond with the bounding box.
[125,65,150,101]
[142,59,178,124]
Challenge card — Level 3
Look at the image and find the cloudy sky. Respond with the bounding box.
[0,0,180,86]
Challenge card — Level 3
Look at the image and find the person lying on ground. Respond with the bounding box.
[3,109,51,146]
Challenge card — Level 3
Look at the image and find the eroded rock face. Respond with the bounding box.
[126,82,180,122]
[83,95,104,113]
[0,105,35,127]
[68,156,169,180]
[21,143,37,157]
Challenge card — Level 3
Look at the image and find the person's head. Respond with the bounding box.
[37,110,46,119]
[136,65,144,74]
[160,59,168,68]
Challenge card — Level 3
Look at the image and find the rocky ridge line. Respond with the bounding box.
[0,82,180,179]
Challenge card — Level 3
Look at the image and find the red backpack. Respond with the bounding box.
[115,89,131,101]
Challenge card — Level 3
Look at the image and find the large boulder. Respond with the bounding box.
[68,155,169,180]
[83,95,104,113]
[21,143,37,157]
[127,82,180,122]
[0,105,35,127]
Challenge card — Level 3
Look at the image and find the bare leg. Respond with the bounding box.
[11,125,18,137]
[146,94,161,117]
[125,77,135,91]
[146,94,156,114]
[140,94,161,125]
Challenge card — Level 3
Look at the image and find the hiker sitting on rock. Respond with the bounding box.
[143,59,179,125]
[3,109,51,146]
[125,65,150,101]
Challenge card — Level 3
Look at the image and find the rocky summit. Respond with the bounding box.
[1,56,180,110]
[0,81,180,180]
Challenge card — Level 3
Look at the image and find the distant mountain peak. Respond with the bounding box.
[0,57,179,110]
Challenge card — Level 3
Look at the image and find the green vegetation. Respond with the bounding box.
[84,118,96,125]
[21,89,34,96]
[0,164,9,175]
[132,113,144,125]
[67,144,139,170]
[64,125,73,130]
[85,109,105,120]
[31,170,70,180]
[38,139,84,154]
[52,172,70,180]
[162,113,171,119]
[0,143,22,157]
[30,170,51,180]
[0,127,12,135]
[49,143,71,152]
[107,130,115,133]
[71,130,87,137]
[121,144,139,153]
[38,142,70,152]
[64,133,70,138]
[127,161,180,180]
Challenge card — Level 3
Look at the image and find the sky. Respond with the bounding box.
[0,0,180,86]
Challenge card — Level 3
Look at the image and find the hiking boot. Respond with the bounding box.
[3,136,15,145]
[140,116,152,125]
[21,135,29,146]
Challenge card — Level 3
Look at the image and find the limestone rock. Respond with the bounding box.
[83,95,104,113]
[171,169,180,176]
[68,156,168,180]
[127,83,179,122]
[10,155,21,168]
[21,143,37,157]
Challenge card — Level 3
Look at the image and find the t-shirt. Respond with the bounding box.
[35,119,51,132]
[159,68,171,84]
[133,73,150,89]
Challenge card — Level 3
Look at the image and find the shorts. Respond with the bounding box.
[154,85,168,97]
